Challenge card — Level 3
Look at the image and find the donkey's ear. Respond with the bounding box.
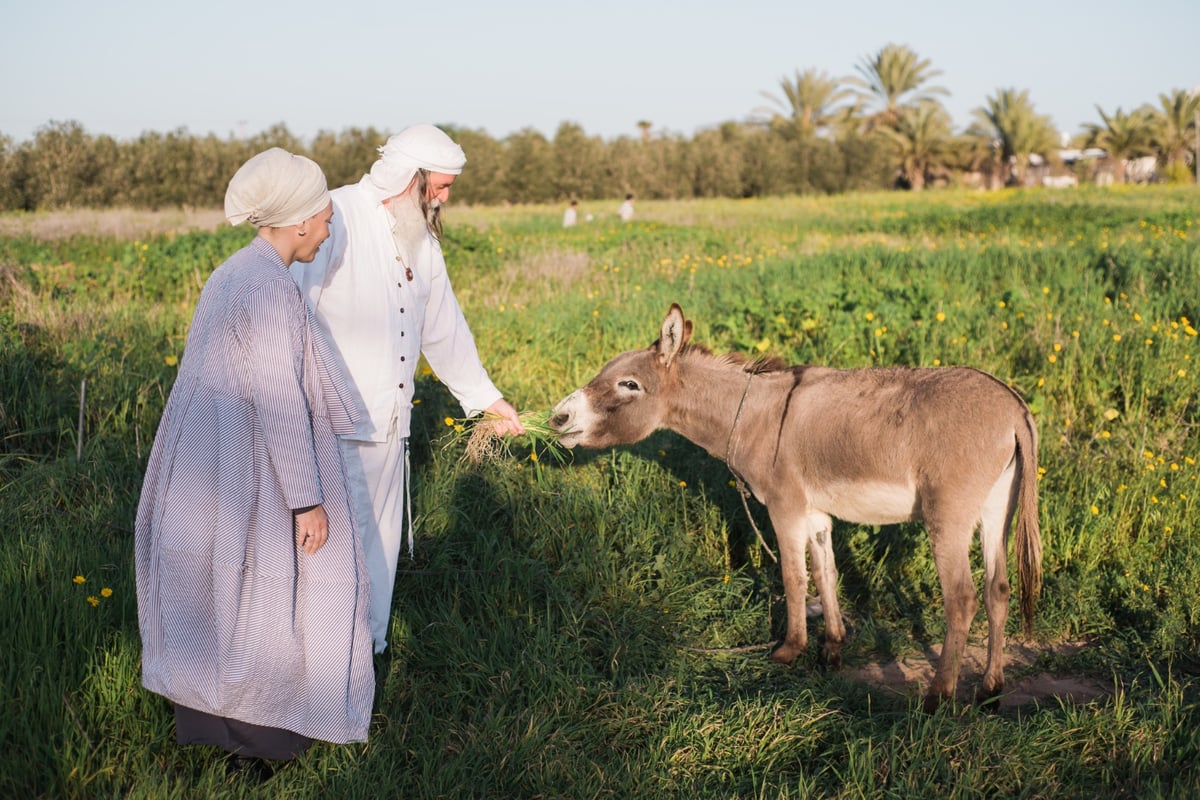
[658,303,691,367]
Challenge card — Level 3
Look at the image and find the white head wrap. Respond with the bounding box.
[224,148,330,228]
[365,124,467,201]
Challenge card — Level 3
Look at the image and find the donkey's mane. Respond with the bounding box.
[679,342,789,375]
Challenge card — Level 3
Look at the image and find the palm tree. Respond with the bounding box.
[850,44,949,130]
[757,68,857,139]
[944,132,1003,188]
[877,102,954,189]
[969,88,1058,186]
[1148,89,1200,173]
[1084,105,1158,183]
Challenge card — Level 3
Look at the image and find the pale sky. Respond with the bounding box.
[2,0,1196,145]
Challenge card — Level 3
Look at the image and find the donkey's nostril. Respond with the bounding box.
[549,412,568,430]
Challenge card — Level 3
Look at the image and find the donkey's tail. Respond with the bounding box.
[1015,403,1043,637]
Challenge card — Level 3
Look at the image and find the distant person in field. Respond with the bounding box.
[291,123,525,655]
[135,148,373,777]
[619,193,635,222]
[563,198,579,228]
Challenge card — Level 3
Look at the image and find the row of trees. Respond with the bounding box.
[1,44,1195,211]
[0,120,900,211]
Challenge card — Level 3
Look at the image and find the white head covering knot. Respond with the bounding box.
[366,124,467,200]
[224,148,330,228]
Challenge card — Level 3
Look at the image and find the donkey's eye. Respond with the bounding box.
[618,380,640,391]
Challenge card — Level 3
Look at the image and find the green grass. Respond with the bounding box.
[2,186,1199,798]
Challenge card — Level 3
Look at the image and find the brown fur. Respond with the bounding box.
[550,304,1042,710]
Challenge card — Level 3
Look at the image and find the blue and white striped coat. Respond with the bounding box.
[135,237,374,743]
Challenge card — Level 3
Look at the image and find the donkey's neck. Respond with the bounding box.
[664,356,778,463]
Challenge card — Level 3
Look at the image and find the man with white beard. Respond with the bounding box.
[291,124,525,655]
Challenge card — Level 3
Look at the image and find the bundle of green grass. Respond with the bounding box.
[444,410,568,466]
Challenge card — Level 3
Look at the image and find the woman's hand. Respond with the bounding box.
[294,505,329,554]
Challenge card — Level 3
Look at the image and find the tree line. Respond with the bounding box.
[0,119,900,211]
[1,44,1195,212]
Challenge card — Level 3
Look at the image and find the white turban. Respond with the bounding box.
[365,124,467,201]
[224,148,330,228]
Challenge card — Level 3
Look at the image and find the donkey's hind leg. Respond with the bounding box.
[925,516,979,711]
[977,458,1019,703]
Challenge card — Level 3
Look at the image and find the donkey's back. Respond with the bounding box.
[768,365,1036,530]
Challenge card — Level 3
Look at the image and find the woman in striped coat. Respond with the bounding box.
[135,149,374,772]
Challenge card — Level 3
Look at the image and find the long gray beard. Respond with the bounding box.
[386,191,430,261]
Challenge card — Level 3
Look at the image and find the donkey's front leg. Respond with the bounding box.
[769,510,811,666]
[770,511,841,668]
[804,513,844,669]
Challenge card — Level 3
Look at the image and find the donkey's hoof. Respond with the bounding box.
[816,643,843,671]
[974,683,1004,712]
[769,641,804,666]
[920,689,959,714]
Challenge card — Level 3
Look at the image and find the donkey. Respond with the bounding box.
[549,304,1042,710]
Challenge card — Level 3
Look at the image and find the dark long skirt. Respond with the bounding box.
[175,704,313,761]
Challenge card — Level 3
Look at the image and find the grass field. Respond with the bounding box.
[2,186,1199,798]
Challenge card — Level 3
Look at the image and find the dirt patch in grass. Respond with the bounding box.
[847,639,1112,710]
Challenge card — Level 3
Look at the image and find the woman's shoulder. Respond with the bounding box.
[214,242,300,298]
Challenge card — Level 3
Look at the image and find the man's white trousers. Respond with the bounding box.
[339,429,409,654]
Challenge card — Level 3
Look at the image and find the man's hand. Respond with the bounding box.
[485,398,526,436]
[295,505,329,554]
